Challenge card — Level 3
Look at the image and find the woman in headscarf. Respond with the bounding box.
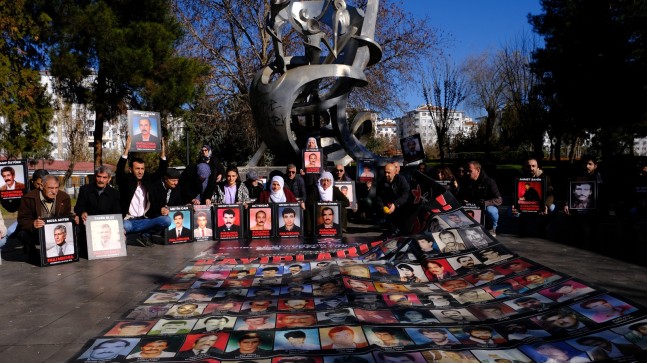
[180,161,213,205]
[212,166,250,204]
[258,175,298,203]
[305,171,350,233]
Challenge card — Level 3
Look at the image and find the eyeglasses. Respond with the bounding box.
[335,169,344,172]
[287,171,296,174]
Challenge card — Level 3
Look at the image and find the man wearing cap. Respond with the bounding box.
[244,171,264,200]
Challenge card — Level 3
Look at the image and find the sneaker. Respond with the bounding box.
[488,229,497,237]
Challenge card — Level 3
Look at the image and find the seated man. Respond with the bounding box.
[457,161,502,236]
[375,162,410,229]
[117,135,170,246]
[16,175,72,259]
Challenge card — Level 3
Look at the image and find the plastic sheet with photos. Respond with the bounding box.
[71,186,647,362]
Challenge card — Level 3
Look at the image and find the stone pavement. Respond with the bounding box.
[1,221,647,362]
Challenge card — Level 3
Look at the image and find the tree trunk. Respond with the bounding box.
[93,70,107,167]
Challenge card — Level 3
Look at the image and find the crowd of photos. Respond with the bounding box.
[73,206,647,362]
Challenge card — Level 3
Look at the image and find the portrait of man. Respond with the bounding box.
[435,230,466,253]
[411,328,459,346]
[321,326,368,349]
[570,181,596,210]
[433,308,478,323]
[574,296,637,323]
[218,208,240,232]
[92,222,122,251]
[80,338,136,361]
[448,254,483,274]
[176,333,225,358]
[194,316,232,333]
[543,281,596,302]
[304,151,321,169]
[359,165,375,179]
[193,211,213,238]
[522,342,591,363]
[132,117,159,144]
[401,135,424,163]
[460,227,492,248]
[225,332,272,357]
[457,326,507,345]
[367,327,414,347]
[169,211,191,239]
[316,308,356,325]
[148,319,195,335]
[0,166,25,191]
[234,315,275,330]
[127,338,177,359]
[518,181,541,202]
[534,309,589,334]
[250,209,271,230]
[46,224,75,257]
[317,206,339,229]
[276,313,317,329]
[165,303,205,318]
[106,321,153,336]
[278,207,301,233]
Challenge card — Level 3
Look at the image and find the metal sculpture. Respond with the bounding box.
[250,0,394,165]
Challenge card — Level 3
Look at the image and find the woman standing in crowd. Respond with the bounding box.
[212,166,249,204]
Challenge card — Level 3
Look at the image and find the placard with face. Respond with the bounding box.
[248,204,273,239]
[165,205,193,244]
[40,216,78,266]
[128,109,161,152]
[86,214,127,260]
[0,159,28,199]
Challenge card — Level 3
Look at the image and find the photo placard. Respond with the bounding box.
[463,203,484,225]
[568,180,597,212]
[165,206,193,244]
[86,214,127,260]
[357,159,376,183]
[275,203,303,238]
[248,204,273,239]
[400,133,425,164]
[128,109,161,152]
[515,177,544,213]
[0,159,28,200]
[314,202,342,238]
[334,181,357,210]
[215,204,244,240]
[192,205,214,241]
[39,216,78,266]
[303,150,322,174]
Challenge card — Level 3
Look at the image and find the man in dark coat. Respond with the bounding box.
[457,161,502,236]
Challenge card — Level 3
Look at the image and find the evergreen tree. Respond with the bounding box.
[0,0,54,159]
[45,0,208,166]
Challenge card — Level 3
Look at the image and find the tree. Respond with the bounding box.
[463,52,506,157]
[496,33,547,159]
[530,0,647,162]
[173,0,446,162]
[421,61,467,165]
[45,0,208,167]
[53,100,93,183]
[0,1,54,159]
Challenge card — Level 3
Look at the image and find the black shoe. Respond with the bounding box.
[140,235,155,247]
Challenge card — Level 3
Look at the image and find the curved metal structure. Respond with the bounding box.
[250,0,397,165]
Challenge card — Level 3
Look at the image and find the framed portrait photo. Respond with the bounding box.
[357,159,376,183]
[515,177,545,213]
[39,216,78,266]
[569,180,597,212]
[462,203,485,225]
[248,204,273,239]
[400,133,425,164]
[334,181,357,209]
[215,204,244,240]
[314,202,342,238]
[0,159,28,199]
[275,203,303,238]
[128,109,161,152]
[86,214,127,260]
[165,206,193,244]
[192,205,214,241]
[303,150,322,174]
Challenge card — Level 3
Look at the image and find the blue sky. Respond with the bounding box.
[395,0,543,116]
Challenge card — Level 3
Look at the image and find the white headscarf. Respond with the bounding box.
[270,176,287,203]
[317,171,334,201]
[306,137,318,150]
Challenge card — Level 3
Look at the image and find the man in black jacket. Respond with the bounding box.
[74,165,122,254]
[117,135,169,246]
[457,161,502,236]
[376,162,410,228]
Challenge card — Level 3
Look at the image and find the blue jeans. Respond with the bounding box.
[123,216,171,236]
[485,205,499,231]
[0,222,19,250]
